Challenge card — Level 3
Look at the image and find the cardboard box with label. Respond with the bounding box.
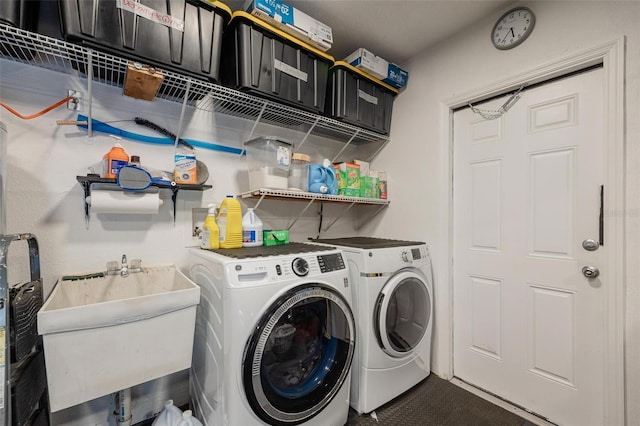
[345,48,409,89]
[245,0,333,52]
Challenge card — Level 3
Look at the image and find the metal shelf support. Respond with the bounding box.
[322,201,357,233]
[287,197,319,230]
[356,203,389,231]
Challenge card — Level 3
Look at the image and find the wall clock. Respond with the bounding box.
[491,7,536,50]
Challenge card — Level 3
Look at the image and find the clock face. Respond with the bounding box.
[492,7,536,50]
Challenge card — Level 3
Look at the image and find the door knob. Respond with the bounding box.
[582,239,600,251]
[582,266,600,278]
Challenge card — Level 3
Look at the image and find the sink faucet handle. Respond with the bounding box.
[121,255,129,277]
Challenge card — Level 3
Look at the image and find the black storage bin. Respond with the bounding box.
[0,0,39,31]
[58,0,231,82]
[325,61,398,135]
[221,11,334,114]
[0,0,40,59]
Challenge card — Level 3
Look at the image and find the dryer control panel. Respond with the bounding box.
[401,246,429,265]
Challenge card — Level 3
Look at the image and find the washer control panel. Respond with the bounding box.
[317,253,346,273]
[291,257,310,277]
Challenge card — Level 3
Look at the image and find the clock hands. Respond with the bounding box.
[501,27,516,44]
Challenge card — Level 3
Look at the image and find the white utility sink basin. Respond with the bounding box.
[38,265,200,412]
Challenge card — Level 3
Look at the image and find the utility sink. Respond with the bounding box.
[38,265,200,412]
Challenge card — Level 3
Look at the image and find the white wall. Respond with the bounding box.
[361,1,640,423]
[0,59,362,423]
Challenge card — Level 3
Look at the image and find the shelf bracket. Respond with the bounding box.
[171,187,179,224]
[175,79,192,149]
[82,180,91,229]
[367,136,392,162]
[296,116,320,152]
[288,197,318,230]
[87,50,94,140]
[331,130,359,163]
[355,203,389,231]
[244,103,268,151]
[322,201,356,233]
[254,192,268,210]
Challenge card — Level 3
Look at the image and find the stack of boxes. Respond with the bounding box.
[334,160,387,200]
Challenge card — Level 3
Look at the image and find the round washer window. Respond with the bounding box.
[243,284,355,425]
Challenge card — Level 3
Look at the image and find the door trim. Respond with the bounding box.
[440,38,625,425]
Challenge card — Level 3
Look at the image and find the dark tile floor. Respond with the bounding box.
[345,374,529,426]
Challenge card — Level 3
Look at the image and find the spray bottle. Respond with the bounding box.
[201,204,220,250]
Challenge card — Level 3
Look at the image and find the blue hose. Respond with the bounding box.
[76,115,245,155]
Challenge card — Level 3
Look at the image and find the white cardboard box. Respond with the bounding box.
[345,48,409,89]
[245,0,333,52]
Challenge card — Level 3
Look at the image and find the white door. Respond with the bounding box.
[453,68,605,425]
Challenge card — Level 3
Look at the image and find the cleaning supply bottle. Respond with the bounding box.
[102,142,129,179]
[217,195,243,248]
[201,203,220,250]
[151,400,183,426]
[176,410,203,426]
[242,208,263,247]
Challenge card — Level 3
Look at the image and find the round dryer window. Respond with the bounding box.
[242,284,355,425]
[374,270,432,357]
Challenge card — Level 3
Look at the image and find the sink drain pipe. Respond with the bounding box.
[115,388,132,426]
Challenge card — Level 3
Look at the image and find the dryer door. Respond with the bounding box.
[243,284,355,425]
[374,269,432,358]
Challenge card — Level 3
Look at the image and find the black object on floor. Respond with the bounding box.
[346,374,528,426]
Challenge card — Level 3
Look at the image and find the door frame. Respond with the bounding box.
[439,38,625,424]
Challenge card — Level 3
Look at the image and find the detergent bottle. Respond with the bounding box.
[217,196,242,248]
[102,142,129,178]
[242,208,263,247]
[151,400,183,426]
[201,204,219,250]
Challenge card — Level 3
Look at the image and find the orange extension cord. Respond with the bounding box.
[0,95,74,120]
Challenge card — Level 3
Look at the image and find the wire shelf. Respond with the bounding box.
[240,188,390,205]
[0,23,390,146]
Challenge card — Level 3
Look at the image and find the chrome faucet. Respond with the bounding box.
[121,254,129,277]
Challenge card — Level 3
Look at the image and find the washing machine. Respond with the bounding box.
[186,243,356,425]
[313,237,433,414]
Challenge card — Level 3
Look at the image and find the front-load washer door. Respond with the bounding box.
[374,269,432,358]
[242,284,355,425]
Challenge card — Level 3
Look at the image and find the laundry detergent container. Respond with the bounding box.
[58,0,231,82]
[220,11,334,114]
[244,136,293,190]
[325,61,398,135]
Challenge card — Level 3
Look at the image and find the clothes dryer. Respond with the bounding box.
[187,243,355,425]
[313,237,433,414]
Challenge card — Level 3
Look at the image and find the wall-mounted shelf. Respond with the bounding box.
[239,188,389,231]
[77,175,212,224]
[0,23,391,147]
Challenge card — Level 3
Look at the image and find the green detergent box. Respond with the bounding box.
[334,162,360,197]
[263,229,289,246]
[360,176,379,198]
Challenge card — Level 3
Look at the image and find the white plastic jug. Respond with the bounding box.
[242,208,263,247]
[151,400,183,426]
[176,410,203,426]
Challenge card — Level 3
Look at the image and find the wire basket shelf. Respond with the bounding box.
[0,23,390,145]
